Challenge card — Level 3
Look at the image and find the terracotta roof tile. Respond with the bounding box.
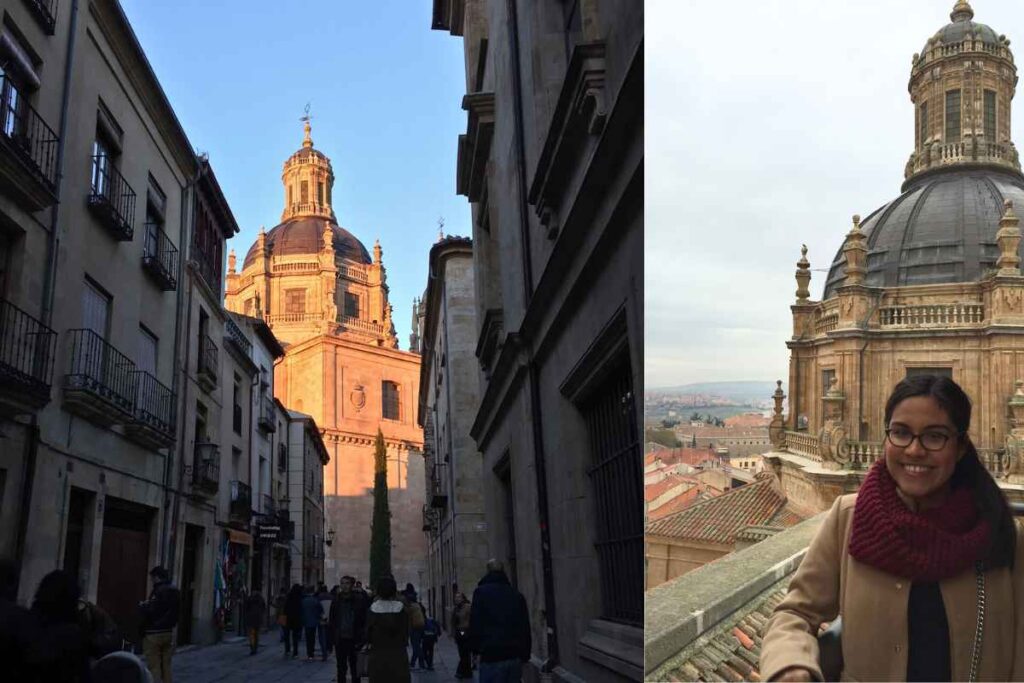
[645,477,787,545]
[645,474,693,502]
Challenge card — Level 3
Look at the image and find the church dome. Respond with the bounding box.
[241,217,372,269]
[823,169,1024,297]
[920,1,1001,55]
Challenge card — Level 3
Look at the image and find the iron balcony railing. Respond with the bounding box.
[192,443,220,492]
[142,222,179,291]
[64,329,137,415]
[225,317,251,357]
[197,334,218,383]
[230,480,252,521]
[131,370,175,436]
[0,74,58,191]
[0,298,56,402]
[258,395,276,432]
[88,155,136,240]
[22,0,58,35]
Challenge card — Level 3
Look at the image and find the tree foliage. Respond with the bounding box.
[369,428,392,590]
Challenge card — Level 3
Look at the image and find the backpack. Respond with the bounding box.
[423,617,440,640]
[408,602,425,630]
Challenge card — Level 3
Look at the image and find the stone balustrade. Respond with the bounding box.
[848,441,883,469]
[273,261,320,273]
[266,312,321,324]
[907,139,1018,178]
[340,315,387,336]
[783,431,822,462]
[339,264,369,283]
[815,311,839,335]
[878,303,984,327]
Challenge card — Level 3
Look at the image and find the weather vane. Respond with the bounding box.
[300,102,313,124]
[437,216,445,241]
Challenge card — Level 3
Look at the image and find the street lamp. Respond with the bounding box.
[325,528,335,547]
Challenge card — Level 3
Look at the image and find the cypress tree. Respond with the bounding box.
[369,427,392,590]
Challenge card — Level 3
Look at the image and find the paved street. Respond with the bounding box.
[173,629,474,682]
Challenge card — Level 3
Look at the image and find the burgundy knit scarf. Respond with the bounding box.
[848,461,991,581]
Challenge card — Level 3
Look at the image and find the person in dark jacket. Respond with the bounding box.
[468,559,531,683]
[284,584,304,658]
[31,569,91,683]
[316,584,333,660]
[139,566,179,683]
[328,575,367,682]
[366,575,410,683]
[0,559,41,682]
[421,610,442,671]
[300,585,323,661]
[243,591,266,655]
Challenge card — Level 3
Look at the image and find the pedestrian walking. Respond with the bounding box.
[452,592,473,679]
[467,559,530,683]
[365,575,410,683]
[316,583,333,660]
[329,575,368,682]
[139,566,180,683]
[301,585,323,661]
[273,587,287,646]
[243,590,265,655]
[284,584,304,658]
[422,610,442,671]
[31,569,90,682]
[404,588,427,670]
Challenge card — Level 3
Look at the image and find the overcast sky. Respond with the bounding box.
[646,0,1024,388]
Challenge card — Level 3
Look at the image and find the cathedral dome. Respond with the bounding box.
[920,1,1001,55]
[823,169,1024,298]
[241,217,372,269]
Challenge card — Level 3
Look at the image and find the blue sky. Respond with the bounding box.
[119,0,469,346]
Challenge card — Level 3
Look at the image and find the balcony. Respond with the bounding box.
[124,370,175,451]
[258,395,276,433]
[88,155,136,241]
[22,0,57,35]
[192,443,220,495]
[142,222,179,291]
[63,329,136,426]
[224,317,251,358]
[0,75,59,210]
[422,504,438,533]
[229,480,252,526]
[0,298,56,414]
[190,242,221,296]
[197,334,218,393]
[430,464,448,509]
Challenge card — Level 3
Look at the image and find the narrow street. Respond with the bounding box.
[172,629,473,682]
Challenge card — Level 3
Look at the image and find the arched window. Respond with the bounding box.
[382,381,400,421]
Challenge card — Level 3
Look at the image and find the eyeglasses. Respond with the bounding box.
[885,426,956,452]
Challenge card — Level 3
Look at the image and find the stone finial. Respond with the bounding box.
[228,249,236,274]
[950,0,974,22]
[302,120,313,149]
[322,221,334,253]
[769,381,786,447]
[795,244,811,303]
[842,214,868,286]
[1009,380,1024,428]
[373,238,383,264]
[996,199,1022,276]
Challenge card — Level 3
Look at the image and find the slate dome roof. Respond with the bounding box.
[822,169,1024,298]
[242,217,371,269]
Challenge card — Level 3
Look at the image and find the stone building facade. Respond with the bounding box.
[416,236,488,628]
[224,124,425,589]
[284,409,328,588]
[766,0,1024,513]
[433,1,643,680]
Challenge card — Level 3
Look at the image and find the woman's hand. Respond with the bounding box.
[773,666,814,682]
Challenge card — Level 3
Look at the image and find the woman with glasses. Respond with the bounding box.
[760,374,1023,682]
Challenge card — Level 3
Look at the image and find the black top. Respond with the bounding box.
[907,581,951,682]
[467,570,531,663]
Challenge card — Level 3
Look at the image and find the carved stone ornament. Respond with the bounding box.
[350,384,366,411]
[819,377,850,467]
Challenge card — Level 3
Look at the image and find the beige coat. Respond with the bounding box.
[760,494,1024,682]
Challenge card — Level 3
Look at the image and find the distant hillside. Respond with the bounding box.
[646,381,781,403]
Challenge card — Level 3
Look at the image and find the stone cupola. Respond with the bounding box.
[281,119,337,222]
[906,0,1020,184]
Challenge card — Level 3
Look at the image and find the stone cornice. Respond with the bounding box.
[470,332,528,449]
[284,332,422,364]
[456,93,495,202]
[319,429,423,451]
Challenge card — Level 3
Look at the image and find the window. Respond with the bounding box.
[945,90,961,143]
[233,375,242,434]
[984,90,996,140]
[144,176,166,262]
[919,101,928,146]
[821,368,836,395]
[244,298,254,316]
[82,278,111,339]
[300,180,309,203]
[0,66,23,139]
[317,181,324,206]
[138,325,158,376]
[581,356,641,625]
[344,292,359,318]
[382,381,400,421]
[285,289,306,314]
[905,367,953,379]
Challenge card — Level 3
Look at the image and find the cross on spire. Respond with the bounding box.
[301,102,314,148]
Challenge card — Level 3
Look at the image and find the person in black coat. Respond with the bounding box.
[283,583,304,658]
[30,570,91,683]
[328,575,368,683]
[243,591,266,655]
[467,559,531,681]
